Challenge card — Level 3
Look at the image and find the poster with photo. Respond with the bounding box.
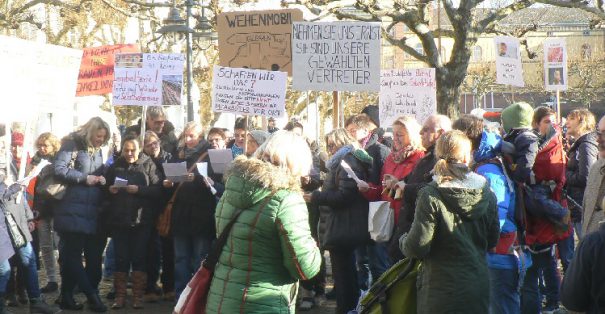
[543,38,567,91]
[494,36,524,87]
[112,53,184,106]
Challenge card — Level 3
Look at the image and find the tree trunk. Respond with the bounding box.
[436,77,462,119]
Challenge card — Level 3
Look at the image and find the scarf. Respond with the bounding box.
[179,141,207,160]
[326,145,354,169]
[231,145,243,158]
[391,145,416,164]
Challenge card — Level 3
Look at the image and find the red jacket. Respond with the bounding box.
[362,150,425,223]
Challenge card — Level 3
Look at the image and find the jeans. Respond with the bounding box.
[103,239,115,278]
[368,241,391,281]
[0,259,10,294]
[330,248,359,314]
[146,228,162,291]
[521,246,560,314]
[354,246,371,290]
[173,234,212,299]
[161,236,175,293]
[113,226,151,273]
[59,232,106,296]
[556,231,575,272]
[38,217,58,283]
[489,268,520,314]
[14,243,41,299]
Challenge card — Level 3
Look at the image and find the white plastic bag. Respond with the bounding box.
[368,201,394,243]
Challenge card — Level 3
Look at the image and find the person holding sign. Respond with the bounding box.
[104,136,161,309]
[162,122,216,300]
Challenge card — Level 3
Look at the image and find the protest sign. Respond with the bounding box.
[212,65,287,118]
[217,9,303,76]
[76,44,139,96]
[0,35,82,115]
[291,21,381,92]
[112,53,184,106]
[494,36,524,87]
[544,38,567,91]
[379,69,437,127]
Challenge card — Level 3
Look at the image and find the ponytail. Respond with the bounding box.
[434,130,472,184]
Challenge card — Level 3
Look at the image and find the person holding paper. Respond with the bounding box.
[104,136,161,309]
[303,129,372,314]
[227,118,247,158]
[356,116,425,278]
[162,121,216,300]
[206,128,227,150]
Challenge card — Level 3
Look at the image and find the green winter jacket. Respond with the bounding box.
[206,156,322,313]
[401,172,500,314]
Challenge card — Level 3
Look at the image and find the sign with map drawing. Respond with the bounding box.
[217,9,303,76]
[379,69,436,127]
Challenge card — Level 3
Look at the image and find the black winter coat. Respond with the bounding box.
[104,155,161,230]
[53,133,107,235]
[566,132,598,217]
[364,130,391,185]
[125,119,179,156]
[169,142,217,237]
[503,128,540,184]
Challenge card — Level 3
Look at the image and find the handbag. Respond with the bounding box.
[173,194,274,314]
[36,151,77,201]
[3,208,27,250]
[157,152,208,237]
[368,201,394,243]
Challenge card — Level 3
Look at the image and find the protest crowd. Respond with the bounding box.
[0,102,604,314]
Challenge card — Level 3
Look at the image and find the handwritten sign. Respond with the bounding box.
[379,69,436,127]
[0,35,82,115]
[291,21,381,92]
[212,65,287,117]
[544,38,567,91]
[217,9,303,76]
[112,53,184,106]
[76,44,139,96]
[495,36,524,87]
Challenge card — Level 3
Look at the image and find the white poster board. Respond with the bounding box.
[379,69,437,127]
[0,35,82,117]
[543,38,567,91]
[112,53,185,106]
[291,21,381,92]
[212,65,287,117]
[494,36,524,87]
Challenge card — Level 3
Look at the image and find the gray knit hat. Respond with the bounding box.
[249,130,270,146]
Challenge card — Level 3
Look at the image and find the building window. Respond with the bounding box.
[471,46,482,62]
[414,43,424,56]
[581,43,592,60]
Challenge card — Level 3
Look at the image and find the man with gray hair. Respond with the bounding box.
[389,114,452,261]
[125,106,178,155]
[581,115,605,237]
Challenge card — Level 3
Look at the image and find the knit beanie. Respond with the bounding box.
[361,105,380,128]
[249,130,269,146]
[501,102,534,133]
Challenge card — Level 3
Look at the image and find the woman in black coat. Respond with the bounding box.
[105,136,161,309]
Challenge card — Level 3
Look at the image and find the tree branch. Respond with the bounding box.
[381,27,430,64]
[478,0,533,32]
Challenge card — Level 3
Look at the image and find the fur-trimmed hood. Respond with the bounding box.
[223,156,301,209]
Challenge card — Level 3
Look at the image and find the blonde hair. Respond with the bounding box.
[254,130,312,177]
[36,132,61,157]
[567,109,596,135]
[144,131,161,145]
[178,121,204,149]
[434,130,472,183]
[392,116,423,151]
[325,128,359,151]
[76,117,111,148]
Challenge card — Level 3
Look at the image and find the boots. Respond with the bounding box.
[58,290,84,310]
[131,271,147,309]
[29,298,61,314]
[111,272,128,309]
[85,292,107,313]
[0,294,14,314]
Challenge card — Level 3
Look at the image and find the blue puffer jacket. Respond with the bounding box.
[53,133,107,235]
[474,131,530,271]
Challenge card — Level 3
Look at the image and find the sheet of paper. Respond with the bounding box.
[163,161,188,183]
[17,159,51,186]
[114,177,128,188]
[340,160,363,184]
[208,149,233,174]
[196,162,208,177]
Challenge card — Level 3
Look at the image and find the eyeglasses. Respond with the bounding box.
[144,141,159,148]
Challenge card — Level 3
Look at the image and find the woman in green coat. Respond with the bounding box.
[401,130,500,313]
[206,130,322,313]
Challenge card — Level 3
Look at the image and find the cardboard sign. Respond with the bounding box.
[494,36,524,87]
[76,44,139,96]
[112,53,184,106]
[212,65,287,118]
[217,9,303,76]
[0,35,82,115]
[544,38,567,91]
[379,69,437,127]
[291,21,381,92]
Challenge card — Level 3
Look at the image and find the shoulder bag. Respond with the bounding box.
[173,194,273,314]
[36,151,78,201]
[157,152,208,237]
